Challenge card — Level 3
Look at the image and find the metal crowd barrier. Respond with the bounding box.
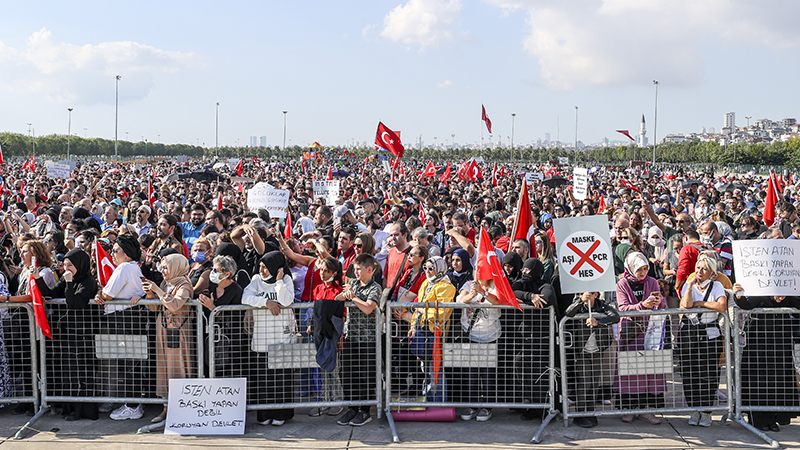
[730,306,800,449]
[208,303,382,420]
[384,302,558,444]
[559,308,733,428]
[29,299,205,436]
[0,303,39,439]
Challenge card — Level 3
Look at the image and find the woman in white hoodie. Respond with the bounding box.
[242,251,297,426]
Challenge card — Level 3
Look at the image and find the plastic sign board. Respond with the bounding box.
[572,167,588,201]
[247,182,289,219]
[553,215,615,294]
[165,378,247,435]
[732,240,800,296]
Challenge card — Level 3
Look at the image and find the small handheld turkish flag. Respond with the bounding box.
[235,159,244,176]
[475,227,520,310]
[482,104,492,134]
[374,122,404,158]
[29,272,51,339]
[96,241,116,287]
[422,162,436,178]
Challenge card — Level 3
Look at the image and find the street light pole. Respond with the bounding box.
[282,110,288,151]
[67,108,73,161]
[215,102,220,159]
[653,80,659,165]
[511,113,516,163]
[574,106,578,164]
[115,75,121,160]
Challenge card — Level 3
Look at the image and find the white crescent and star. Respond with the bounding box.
[381,131,394,145]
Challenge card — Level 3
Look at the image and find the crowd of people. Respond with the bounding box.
[0,155,797,432]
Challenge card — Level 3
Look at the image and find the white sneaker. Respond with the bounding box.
[271,419,285,426]
[110,404,144,420]
[258,419,272,425]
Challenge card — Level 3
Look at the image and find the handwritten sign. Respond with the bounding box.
[573,167,588,200]
[558,157,569,165]
[313,180,340,205]
[165,378,247,435]
[732,240,800,296]
[524,172,543,184]
[45,162,72,179]
[247,182,289,219]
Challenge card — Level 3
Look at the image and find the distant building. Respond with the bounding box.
[544,133,550,143]
[637,114,648,148]
[259,136,267,147]
[662,134,686,144]
[249,136,257,147]
[724,112,735,130]
[781,118,796,128]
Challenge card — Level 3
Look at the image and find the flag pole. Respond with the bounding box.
[480,111,484,159]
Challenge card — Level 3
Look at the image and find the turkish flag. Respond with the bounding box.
[598,193,605,212]
[492,163,498,186]
[217,191,223,211]
[764,172,777,227]
[237,182,243,193]
[375,122,404,158]
[148,178,155,208]
[399,162,405,176]
[498,165,506,178]
[0,143,4,165]
[22,160,29,171]
[467,160,482,183]
[456,161,470,181]
[510,181,537,258]
[422,161,436,178]
[29,273,52,339]
[235,159,243,176]
[475,227,520,309]
[419,203,426,222]
[771,171,783,196]
[620,179,641,193]
[440,162,451,183]
[616,130,635,141]
[29,156,36,172]
[481,104,492,134]
[95,241,116,287]
[252,157,260,165]
[326,167,333,181]
[284,213,293,239]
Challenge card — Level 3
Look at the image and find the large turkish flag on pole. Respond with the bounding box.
[375,122,404,158]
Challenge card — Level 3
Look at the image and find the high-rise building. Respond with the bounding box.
[249,136,257,147]
[724,112,735,130]
[259,136,267,147]
[544,133,550,143]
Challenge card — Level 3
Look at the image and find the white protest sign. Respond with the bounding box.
[247,182,289,219]
[553,215,615,294]
[227,158,241,170]
[558,157,569,165]
[165,378,247,435]
[573,167,588,200]
[45,162,72,179]
[525,172,544,184]
[732,240,800,296]
[382,159,392,175]
[313,180,340,205]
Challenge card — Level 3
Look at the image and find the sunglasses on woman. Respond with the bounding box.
[424,265,435,272]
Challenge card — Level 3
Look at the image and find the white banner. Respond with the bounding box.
[247,182,289,218]
[165,378,247,435]
[525,172,544,184]
[558,157,569,165]
[45,162,72,179]
[227,158,241,170]
[732,240,800,296]
[313,180,340,205]
[573,167,588,200]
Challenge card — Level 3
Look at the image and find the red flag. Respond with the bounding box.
[764,173,777,227]
[301,160,306,172]
[481,104,492,134]
[375,122,405,158]
[510,181,537,258]
[29,156,36,172]
[0,143,4,165]
[616,130,635,141]
[440,162,451,183]
[148,178,155,208]
[475,227,520,309]
[492,163,498,186]
[235,159,243,176]
[326,167,333,180]
[95,241,116,287]
[467,160,482,183]
[498,165,506,178]
[620,179,641,193]
[598,193,606,212]
[771,171,783,196]
[399,163,405,176]
[22,160,29,171]
[217,191,223,211]
[422,162,436,178]
[284,213,293,239]
[252,157,260,165]
[29,272,51,339]
[237,182,243,193]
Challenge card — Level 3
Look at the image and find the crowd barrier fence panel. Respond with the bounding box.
[0,303,39,439]
[383,302,558,444]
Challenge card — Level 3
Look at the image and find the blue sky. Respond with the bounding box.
[2,0,799,149]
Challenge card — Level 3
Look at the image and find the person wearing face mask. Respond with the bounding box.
[697,221,732,278]
[677,256,727,428]
[644,226,666,279]
[138,254,194,424]
[188,237,214,295]
[242,251,296,426]
[198,255,245,380]
[34,249,98,421]
[615,252,666,425]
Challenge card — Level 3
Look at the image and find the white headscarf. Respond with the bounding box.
[624,251,649,276]
[647,226,666,262]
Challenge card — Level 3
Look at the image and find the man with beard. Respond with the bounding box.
[150,214,185,256]
[179,203,206,251]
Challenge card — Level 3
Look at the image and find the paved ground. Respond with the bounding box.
[0,405,797,449]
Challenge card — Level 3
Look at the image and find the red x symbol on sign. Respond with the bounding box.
[566,240,605,276]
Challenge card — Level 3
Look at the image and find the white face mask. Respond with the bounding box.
[698,278,711,288]
[647,236,663,247]
[620,239,631,245]
[323,275,334,283]
[209,271,228,284]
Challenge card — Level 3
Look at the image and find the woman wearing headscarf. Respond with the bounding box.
[242,251,296,426]
[502,251,523,283]
[645,225,666,279]
[215,242,251,289]
[446,248,473,293]
[677,255,727,428]
[94,234,148,421]
[614,251,667,425]
[732,284,800,432]
[34,249,99,421]
[139,253,195,423]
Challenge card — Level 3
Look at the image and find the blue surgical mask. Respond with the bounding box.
[192,251,207,263]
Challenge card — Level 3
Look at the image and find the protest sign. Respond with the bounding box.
[524,172,544,184]
[165,378,247,435]
[573,167,588,200]
[313,180,340,205]
[45,162,72,179]
[553,215,615,294]
[732,240,800,296]
[247,182,289,218]
[227,158,241,170]
[558,157,569,165]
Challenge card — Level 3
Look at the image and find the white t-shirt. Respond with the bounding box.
[290,265,308,302]
[681,280,726,339]
[458,281,502,343]
[102,261,146,314]
[242,274,297,351]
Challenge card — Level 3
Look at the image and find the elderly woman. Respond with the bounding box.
[732,283,800,432]
[615,251,667,425]
[198,255,245,379]
[242,251,296,426]
[678,255,727,428]
[139,253,195,423]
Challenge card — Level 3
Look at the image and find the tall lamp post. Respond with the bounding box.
[215,102,220,159]
[115,75,121,160]
[67,108,73,161]
[282,110,288,151]
[511,113,516,163]
[574,106,579,163]
[652,80,659,165]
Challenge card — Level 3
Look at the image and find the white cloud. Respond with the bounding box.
[437,79,453,88]
[483,0,800,90]
[0,28,202,104]
[379,0,463,49]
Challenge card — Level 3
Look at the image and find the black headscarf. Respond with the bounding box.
[116,234,141,262]
[512,257,557,310]
[503,251,523,282]
[260,251,292,284]
[65,249,91,283]
[72,207,91,220]
[216,242,247,271]
[446,248,473,292]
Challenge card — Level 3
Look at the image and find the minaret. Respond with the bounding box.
[638,114,647,148]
